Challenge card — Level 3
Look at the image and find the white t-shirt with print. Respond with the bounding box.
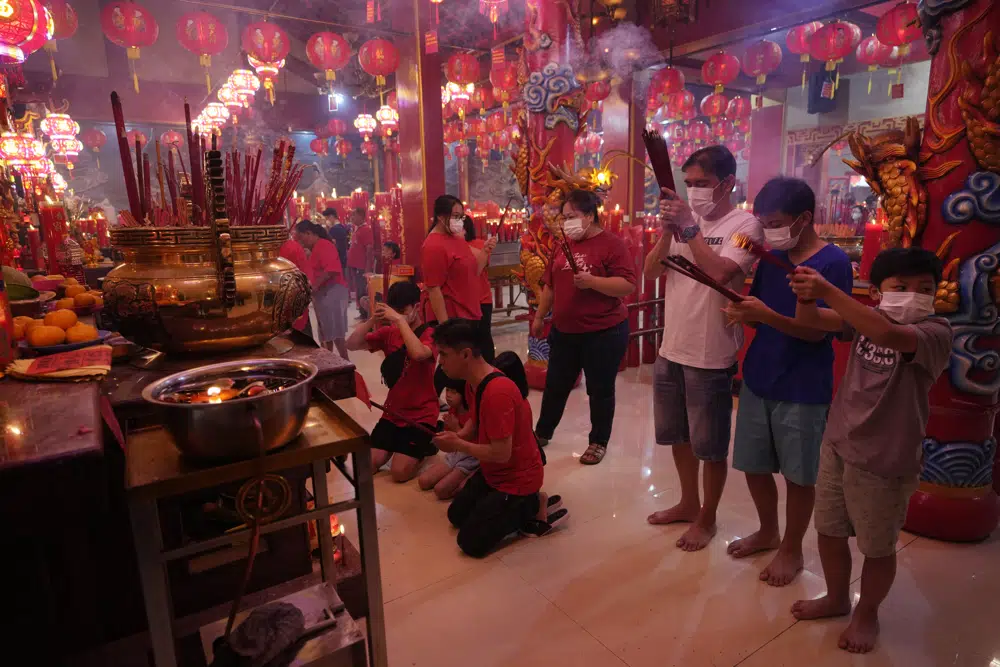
[658,208,763,370]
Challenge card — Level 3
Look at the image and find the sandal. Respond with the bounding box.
[579,443,607,465]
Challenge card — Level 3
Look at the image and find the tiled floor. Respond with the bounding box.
[334,322,1000,667]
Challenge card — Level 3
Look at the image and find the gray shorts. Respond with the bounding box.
[653,356,736,462]
[444,451,480,474]
[314,282,349,342]
[732,384,829,486]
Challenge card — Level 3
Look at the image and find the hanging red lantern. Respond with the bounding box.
[176,12,228,94]
[678,106,697,123]
[361,140,378,160]
[486,112,505,135]
[100,1,158,93]
[466,117,485,140]
[243,21,289,104]
[808,20,861,77]
[160,129,183,149]
[494,131,510,153]
[358,38,399,86]
[573,133,587,156]
[585,132,602,154]
[506,123,521,143]
[334,137,352,158]
[711,118,734,140]
[0,0,43,67]
[856,35,893,94]
[446,52,480,86]
[454,142,470,159]
[42,0,76,81]
[125,129,147,148]
[876,2,921,56]
[475,143,489,170]
[726,95,751,120]
[310,137,329,156]
[652,66,685,103]
[315,124,331,139]
[490,62,518,111]
[584,79,611,110]
[442,121,463,144]
[786,21,823,89]
[732,116,750,134]
[19,0,53,58]
[701,50,740,93]
[700,93,728,120]
[666,123,687,144]
[726,136,747,155]
[81,126,106,167]
[687,120,710,144]
[665,89,695,119]
[471,86,494,115]
[741,39,782,85]
[306,31,350,83]
[327,118,347,139]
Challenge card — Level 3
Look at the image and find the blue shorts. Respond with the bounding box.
[653,356,736,462]
[445,450,480,474]
[732,384,828,486]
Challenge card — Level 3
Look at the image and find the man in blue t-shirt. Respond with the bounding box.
[723,177,853,587]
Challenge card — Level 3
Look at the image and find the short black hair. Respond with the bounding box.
[431,318,482,357]
[383,240,401,259]
[870,247,943,289]
[563,189,602,224]
[311,222,329,239]
[682,144,737,181]
[495,351,529,398]
[753,177,816,220]
[322,207,338,219]
[439,374,468,408]
[385,280,421,311]
[463,215,476,242]
[295,219,313,234]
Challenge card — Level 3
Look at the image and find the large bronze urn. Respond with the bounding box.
[102,226,310,353]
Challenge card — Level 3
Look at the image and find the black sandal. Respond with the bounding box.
[579,443,607,465]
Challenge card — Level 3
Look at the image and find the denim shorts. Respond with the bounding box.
[732,384,829,486]
[653,356,736,462]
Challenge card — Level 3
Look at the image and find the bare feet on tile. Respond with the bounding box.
[676,520,717,551]
[726,529,780,558]
[839,607,879,653]
[791,594,852,621]
[646,502,699,525]
[760,548,804,587]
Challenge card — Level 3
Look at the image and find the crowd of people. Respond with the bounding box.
[281,143,953,655]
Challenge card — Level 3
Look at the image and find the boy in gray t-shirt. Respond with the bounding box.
[787,248,952,655]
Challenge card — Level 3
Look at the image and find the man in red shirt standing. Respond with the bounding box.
[432,319,567,557]
[297,221,350,359]
[346,208,375,319]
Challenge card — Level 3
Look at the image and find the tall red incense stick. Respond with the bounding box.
[110,92,141,220]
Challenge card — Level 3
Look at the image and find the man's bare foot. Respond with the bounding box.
[726,530,780,558]
[761,548,804,587]
[647,502,700,525]
[839,607,879,653]
[791,594,852,621]
[676,521,717,551]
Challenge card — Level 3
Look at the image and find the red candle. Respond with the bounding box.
[26,227,40,267]
[859,221,884,281]
[39,205,68,274]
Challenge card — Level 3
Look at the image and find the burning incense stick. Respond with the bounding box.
[732,233,797,273]
[555,227,580,274]
[110,92,141,219]
[661,256,744,302]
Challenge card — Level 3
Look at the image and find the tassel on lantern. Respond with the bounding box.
[800,54,809,90]
[127,46,142,93]
[199,54,212,94]
[45,42,59,82]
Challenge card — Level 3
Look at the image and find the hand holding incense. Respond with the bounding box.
[732,232,815,303]
[642,128,676,196]
[660,256,744,302]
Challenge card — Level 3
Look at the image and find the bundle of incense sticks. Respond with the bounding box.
[732,233,796,273]
[370,400,438,436]
[661,256,744,302]
[225,140,304,226]
[555,226,580,273]
[642,128,677,196]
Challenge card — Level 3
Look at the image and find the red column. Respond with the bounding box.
[746,104,784,203]
[392,1,445,269]
[903,0,1000,541]
[382,147,399,192]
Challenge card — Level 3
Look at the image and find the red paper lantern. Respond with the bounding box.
[310,137,329,156]
[786,21,823,88]
[665,89,695,118]
[361,140,378,159]
[454,142,470,159]
[490,62,518,109]
[315,124,331,139]
[584,79,611,110]
[0,0,43,65]
[327,118,347,138]
[446,52,480,85]
[585,132,602,154]
[176,12,228,94]
[242,21,289,64]
[726,136,746,154]
[466,117,485,140]
[652,66,685,102]
[443,121,463,144]
[486,112,505,135]
[159,130,183,149]
[18,1,53,57]
[100,1,158,93]
[876,2,922,55]
[471,86,494,115]
[711,119,734,140]
[726,95,751,120]
[573,133,587,156]
[334,137,352,158]
[701,50,740,93]
[42,0,76,81]
[687,120,710,144]
[358,38,400,86]
[306,31,350,82]
[808,21,862,70]
[856,35,894,94]
[81,127,106,151]
[741,39,782,85]
[700,93,728,120]
[666,123,687,144]
[125,129,147,148]
[732,117,750,134]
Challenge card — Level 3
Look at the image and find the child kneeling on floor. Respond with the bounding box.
[789,247,952,654]
[418,375,478,499]
[346,281,438,482]
[432,319,567,557]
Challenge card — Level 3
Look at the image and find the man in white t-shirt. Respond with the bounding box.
[642,145,763,552]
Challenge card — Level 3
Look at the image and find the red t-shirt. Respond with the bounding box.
[421,232,482,321]
[469,239,492,305]
[541,230,637,333]
[366,324,439,427]
[465,374,543,495]
[309,238,347,289]
[347,223,374,270]
[279,238,312,282]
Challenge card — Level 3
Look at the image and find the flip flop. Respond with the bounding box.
[579,443,607,465]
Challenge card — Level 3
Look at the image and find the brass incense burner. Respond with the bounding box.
[103,225,310,354]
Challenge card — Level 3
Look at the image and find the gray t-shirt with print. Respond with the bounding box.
[823,314,952,479]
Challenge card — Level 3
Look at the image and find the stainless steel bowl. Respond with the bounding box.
[141,359,319,460]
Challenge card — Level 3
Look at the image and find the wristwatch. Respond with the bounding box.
[677,224,699,242]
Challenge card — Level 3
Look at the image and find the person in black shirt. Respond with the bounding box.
[323,208,350,268]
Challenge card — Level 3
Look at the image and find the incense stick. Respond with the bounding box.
[732,233,796,273]
[110,92,141,220]
[155,140,167,211]
[661,257,744,302]
[370,400,438,436]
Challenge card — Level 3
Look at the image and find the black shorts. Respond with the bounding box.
[370,418,438,459]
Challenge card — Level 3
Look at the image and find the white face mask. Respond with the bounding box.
[563,216,587,241]
[763,221,803,251]
[687,180,729,219]
[878,291,935,324]
[448,216,465,235]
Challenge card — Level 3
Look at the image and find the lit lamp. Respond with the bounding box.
[201,102,231,133]
[445,81,474,119]
[247,55,285,105]
[217,84,243,123]
[375,104,398,138]
[228,68,261,107]
[354,113,377,142]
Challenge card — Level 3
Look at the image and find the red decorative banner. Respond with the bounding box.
[425,30,439,54]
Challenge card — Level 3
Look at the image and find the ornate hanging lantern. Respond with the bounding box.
[475,141,490,171]
[742,39,783,85]
[489,62,518,112]
[0,131,46,173]
[687,120,710,145]
[100,1,159,93]
[160,129,183,149]
[125,129,147,149]
[176,11,228,94]
[40,111,80,169]
[357,38,399,87]
[471,86,494,116]
[242,21,289,104]
[80,126,106,166]
[354,113,377,142]
[217,84,243,122]
[786,21,823,89]
[584,80,611,110]
[310,137,329,156]
[445,81,474,119]
[446,52,480,86]
[699,93,728,120]
[856,35,893,95]
[453,142,470,159]
[228,68,260,108]
[327,118,347,140]
[494,131,511,153]
[478,0,507,37]
[701,50,740,94]
[466,117,485,141]
[726,95,752,120]
[42,0,76,81]
[710,118,734,140]
[0,0,46,69]
[333,137,352,165]
[808,20,861,90]
[306,31,350,86]
[375,104,398,137]
[585,131,602,154]
[651,66,685,104]
[18,1,53,58]
[665,89,695,120]
[485,112,505,135]
[666,123,687,144]
[876,2,921,58]
[573,133,587,156]
[360,139,377,160]
[201,102,230,131]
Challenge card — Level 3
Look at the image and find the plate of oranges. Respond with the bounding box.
[53,278,104,314]
[14,309,111,354]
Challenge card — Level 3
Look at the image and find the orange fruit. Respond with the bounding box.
[87,290,103,297]
[63,277,78,285]
[55,297,76,310]
[92,296,104,308]
[45,274,64,281]
[65,323,99,343]
[31,274,47,282]
[13,322,24,341]
[73,293,96,307]
[44,308,78,330]
[27,325,66,347]
[64,285,86,298]
[24,319,45,333]
[13,315,34,327]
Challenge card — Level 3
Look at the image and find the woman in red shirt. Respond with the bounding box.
[297,221,351,359]
[421,195,484,324]
[531,189,637,465]
[464,216,497,363]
